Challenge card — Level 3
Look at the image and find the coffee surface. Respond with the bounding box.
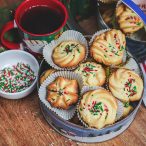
[20,6,64,34]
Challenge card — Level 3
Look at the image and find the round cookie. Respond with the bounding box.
[116,4,144,34]
[122,102,133,118]
[40,69,56,84]
[109,68,143,102]
[52,40,86,68]
[78,89,118,129]
[90,29,126,66]
[75,62,106,86]
[102,8,115,27]
[47,77,79,110]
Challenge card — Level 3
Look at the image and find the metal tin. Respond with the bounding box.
[96,1,146,60]
[37,53,144,142]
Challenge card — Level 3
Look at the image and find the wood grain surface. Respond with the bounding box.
[0,91,146,146]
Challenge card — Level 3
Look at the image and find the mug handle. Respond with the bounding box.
[0,21,20,49]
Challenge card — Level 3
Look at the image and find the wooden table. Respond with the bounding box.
[0,91,146,146]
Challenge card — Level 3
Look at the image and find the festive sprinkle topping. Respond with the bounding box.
[124,78,137,97]
[102,42,124,58]
[0,63,36,93]
[124,102,130,108]
[126,16,142,26]
[79,63,98,77]
[108,43,120,56]
[63,44,79,54]
[120,46,125,51]
[83,101,108,116]
[136,22,142,26]
[101,33,125,58]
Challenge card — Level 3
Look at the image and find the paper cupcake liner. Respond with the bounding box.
[89,29,110,46]
[122,57,140,75]
[107,54,140,75]
[43,30,88,71]
[89,29,127,66]
[38,71,84,120]
[77,86,123,128]
[80,86,103,96]
[115,100,124,121]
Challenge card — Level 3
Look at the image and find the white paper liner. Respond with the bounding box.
[123,57,140,75]
[77,86,124,128]
[43,30,88,70]
[89,29,110,46]
[89,29,127,66]
[116,100,124,121]
[38,71,84,120]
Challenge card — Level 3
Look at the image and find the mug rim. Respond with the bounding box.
[15,0,68,37]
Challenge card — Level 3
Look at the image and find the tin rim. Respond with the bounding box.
[37,56,144,133]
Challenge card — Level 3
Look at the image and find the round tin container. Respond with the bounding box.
[96,1,146,59]
[37,54,144,142]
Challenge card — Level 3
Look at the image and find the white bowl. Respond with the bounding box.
[0,50,39,99]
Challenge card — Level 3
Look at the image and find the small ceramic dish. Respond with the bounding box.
[0,50,39,99]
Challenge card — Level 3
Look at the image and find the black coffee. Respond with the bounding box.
[20,6,64,34]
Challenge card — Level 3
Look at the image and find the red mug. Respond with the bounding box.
[0,0,68,55]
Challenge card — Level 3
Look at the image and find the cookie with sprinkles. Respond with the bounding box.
[75,62,106,86]
[52,40,86,68]
[109,68,143,102]
[78,89,118,129]
[116,4,144,34]
[90,29,126,66]
[40,69,56,85]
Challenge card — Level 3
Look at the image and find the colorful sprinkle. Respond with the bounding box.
[0,63,36,93]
